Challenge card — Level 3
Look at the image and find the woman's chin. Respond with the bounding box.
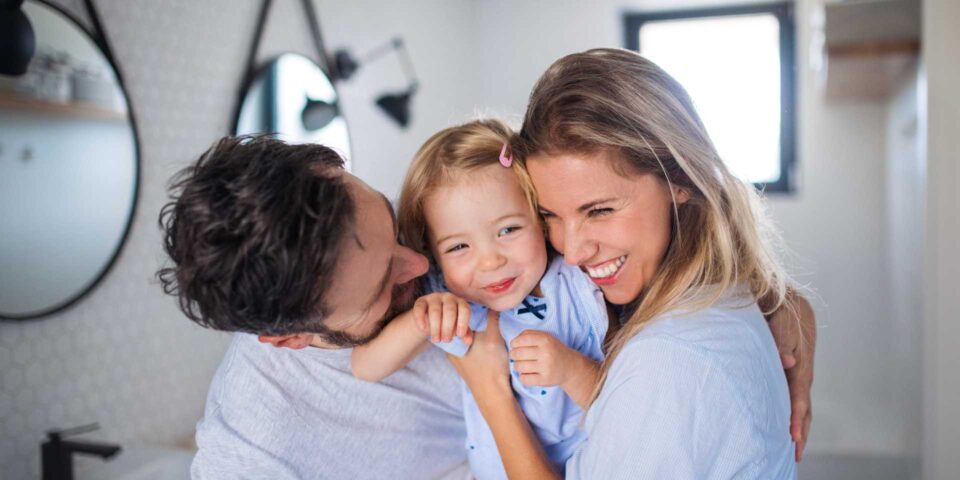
[599,282,643,306]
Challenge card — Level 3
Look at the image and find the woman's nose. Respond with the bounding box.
[561,223,595,266]
[396,246,429,284]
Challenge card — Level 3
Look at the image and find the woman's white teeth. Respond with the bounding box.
[587,256,626,278]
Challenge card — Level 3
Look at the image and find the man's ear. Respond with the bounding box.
[257,334,314,350]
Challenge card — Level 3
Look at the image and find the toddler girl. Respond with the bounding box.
[352,119,610,479]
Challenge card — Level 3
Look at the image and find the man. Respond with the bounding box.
[159,136,468,479]
[159,136,814,479]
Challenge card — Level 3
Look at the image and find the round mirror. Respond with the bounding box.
[0,1,138,320]
[235,53,351,168]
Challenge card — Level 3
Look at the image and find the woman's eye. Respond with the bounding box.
[444,243,468,254]
[588,207,613,218]
[498,226,521,237]
[539,211,556,220]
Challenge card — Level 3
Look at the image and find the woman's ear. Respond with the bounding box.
[672,185,691,205]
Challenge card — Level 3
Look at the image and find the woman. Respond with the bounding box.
[448,48,815,478]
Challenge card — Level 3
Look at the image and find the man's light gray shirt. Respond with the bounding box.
[191,334,468,479]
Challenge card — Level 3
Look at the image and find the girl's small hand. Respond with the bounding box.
[509,330,579,387]
[412,292,474,345]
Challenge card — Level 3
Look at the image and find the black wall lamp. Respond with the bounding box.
[330,37,420,127]
[242,0,420,131]
[0,0,36,75]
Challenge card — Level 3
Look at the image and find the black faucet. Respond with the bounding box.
[41,423,122,480]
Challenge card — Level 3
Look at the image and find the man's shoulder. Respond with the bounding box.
[194,336,468,478]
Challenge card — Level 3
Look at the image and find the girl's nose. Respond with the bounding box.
[477,249,507,272]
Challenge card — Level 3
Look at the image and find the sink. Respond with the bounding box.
[74,445,193,480]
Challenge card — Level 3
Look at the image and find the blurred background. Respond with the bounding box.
[0,0,957,478]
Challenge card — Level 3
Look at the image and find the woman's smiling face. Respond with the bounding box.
[527,150,685,305]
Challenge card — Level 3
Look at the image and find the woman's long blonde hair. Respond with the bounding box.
[398,118,538,259]
[512,48,794,406]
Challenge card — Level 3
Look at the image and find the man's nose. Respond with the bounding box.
[396,246,428,284]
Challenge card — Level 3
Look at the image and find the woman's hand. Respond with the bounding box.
[768,293,817,462]
[447,311,559,479]
[446,310,512,405]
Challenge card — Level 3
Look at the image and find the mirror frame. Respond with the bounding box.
[230,0,351,159]
[231,52,353,162]
[0,0,141,321]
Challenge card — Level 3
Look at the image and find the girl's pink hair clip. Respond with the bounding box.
[499,143,513,167]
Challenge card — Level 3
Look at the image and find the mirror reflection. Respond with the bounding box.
[235,53,351,167]
[0,1,138,319]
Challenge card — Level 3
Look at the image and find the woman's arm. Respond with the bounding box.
[351,310,429,382]
[764,290,817,461]
[446,313,561,480]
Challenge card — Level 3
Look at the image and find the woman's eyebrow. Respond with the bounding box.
[539,198,617,215]
[577,198,616,213]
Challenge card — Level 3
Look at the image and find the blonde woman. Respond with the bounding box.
[447,48,815,479]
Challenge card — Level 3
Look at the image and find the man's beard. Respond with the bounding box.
[314,280,422,348]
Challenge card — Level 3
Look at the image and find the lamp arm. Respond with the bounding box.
[394,39,419,90]
[359,38,399,64]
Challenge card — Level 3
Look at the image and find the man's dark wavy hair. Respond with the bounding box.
[157,135,354,335]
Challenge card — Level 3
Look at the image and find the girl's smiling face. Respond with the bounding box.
[424,164,548,311]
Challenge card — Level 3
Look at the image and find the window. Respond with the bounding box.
[624,3,796,193]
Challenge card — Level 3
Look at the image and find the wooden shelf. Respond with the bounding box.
[820,0,920,100]
[0,92,127,121]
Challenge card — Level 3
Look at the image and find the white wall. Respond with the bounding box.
[472,0,913,458]
[885,70,923,459]
[921,0,960,477]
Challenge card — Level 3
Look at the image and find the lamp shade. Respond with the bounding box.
[0,0,35,76]
[375,89,413,128]
[301,96,340,131]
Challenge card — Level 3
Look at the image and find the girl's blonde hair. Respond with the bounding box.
[398,118,538,259]
[512,48,795,406]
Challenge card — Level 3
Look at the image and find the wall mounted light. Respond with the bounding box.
[0,0,36,75]
[331,38,420,128]
[240,0,420,131]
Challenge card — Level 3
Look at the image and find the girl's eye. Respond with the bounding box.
[588,207,614,218]
[444,243,468,254]
[498,226,521,237]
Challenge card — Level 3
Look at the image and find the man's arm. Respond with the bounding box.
[765,290,817,461]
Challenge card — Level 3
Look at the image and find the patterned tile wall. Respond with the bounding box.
[0,1,362,478]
